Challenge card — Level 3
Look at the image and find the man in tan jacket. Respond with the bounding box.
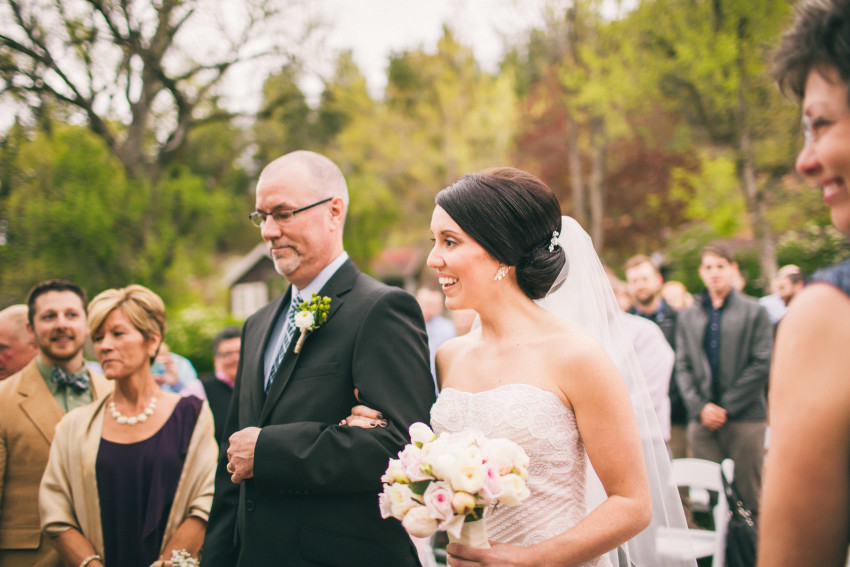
[0,280,111,567]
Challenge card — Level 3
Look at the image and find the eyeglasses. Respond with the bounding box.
[248,197,332,228]
[802,112,850,147]
[215,349,240,359]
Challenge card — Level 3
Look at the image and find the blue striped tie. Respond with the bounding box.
[265,294,301,392]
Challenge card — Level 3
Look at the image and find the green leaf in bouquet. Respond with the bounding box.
[408,480,430,495]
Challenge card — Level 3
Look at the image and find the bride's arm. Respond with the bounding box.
[447,338,651,567]
[341,335,467,429]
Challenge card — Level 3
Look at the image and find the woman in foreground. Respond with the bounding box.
[758,1,850,565]
[39,285,217,567]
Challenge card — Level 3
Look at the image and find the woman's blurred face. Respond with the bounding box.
[796,66,850,233]
[92,309,157,381]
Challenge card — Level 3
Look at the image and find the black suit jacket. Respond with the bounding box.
[200,374,233,443]
[202,260,435,567]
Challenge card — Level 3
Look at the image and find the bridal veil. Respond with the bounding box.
[537,216,696,567]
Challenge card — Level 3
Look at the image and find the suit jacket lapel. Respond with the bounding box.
[250,291,290,422]
[17,362,65,445]
[259,260,359,425]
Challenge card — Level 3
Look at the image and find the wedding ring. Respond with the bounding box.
[226,462,235,474]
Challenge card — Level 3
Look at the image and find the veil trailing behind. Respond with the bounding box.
[537,217,696,567]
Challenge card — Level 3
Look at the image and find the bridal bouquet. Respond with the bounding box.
[379,422,530,548]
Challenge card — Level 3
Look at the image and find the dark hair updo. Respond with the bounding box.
[435,167,567,300]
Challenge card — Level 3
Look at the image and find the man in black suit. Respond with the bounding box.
[202,151,435,567]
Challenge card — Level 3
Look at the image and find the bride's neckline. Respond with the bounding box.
[440,383,565,405]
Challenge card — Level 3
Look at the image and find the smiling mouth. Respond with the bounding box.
[438,276,458,289]
[822,180,845,202]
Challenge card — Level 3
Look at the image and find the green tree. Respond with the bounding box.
[253,63,317,167]
[627,0,796,284]
[0,0,314,179]
[0,124,242,305]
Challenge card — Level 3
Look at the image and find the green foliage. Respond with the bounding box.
[165,304,243,374]
[253,64,318,166]
[776,224,850,276]
[0,124,134,303]
[0,124,253,307]
[670,150,747,236]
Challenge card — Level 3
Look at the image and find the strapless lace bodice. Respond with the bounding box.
[431,383,611,567]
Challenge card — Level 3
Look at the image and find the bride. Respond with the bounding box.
[346,167,692,566]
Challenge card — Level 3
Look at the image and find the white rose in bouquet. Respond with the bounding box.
[381,458,408,484]
[450,459,485,494]
[451,491,476,515]
[402,506,439,538]
[387,482,418,518]
[481,437,530,475]
[498,473,531,506]
[409,422,437,447]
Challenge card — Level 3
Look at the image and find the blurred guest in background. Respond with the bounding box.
[182,326,242,443]
[676,244,772,515]
[661,280,694,311]
[624,256,686,457]
[0,280,111,566]
[607,268,675,443]
[759,264,802,324]
[0,304,37,381]
[760,2,850,564]
[40,285,216,567]
[152,342,200,395]
[775,266,806,307]
[416,287,455,390]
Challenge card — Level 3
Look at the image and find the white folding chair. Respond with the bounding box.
[656,458,735,567]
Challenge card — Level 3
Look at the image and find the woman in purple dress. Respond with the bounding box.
[40,285,217,567]
[759,1,850,565]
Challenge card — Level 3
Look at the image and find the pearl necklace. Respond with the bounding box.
[108,396,157,426]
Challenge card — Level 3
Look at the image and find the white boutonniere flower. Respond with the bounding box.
[293,293,331,353]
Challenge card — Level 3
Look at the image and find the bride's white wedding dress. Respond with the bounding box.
[430,383,613,567]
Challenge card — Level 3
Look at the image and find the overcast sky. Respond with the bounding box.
[312,0,546,97]
[218,0,553,112]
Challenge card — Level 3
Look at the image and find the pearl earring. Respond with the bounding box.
[494,266,508,281]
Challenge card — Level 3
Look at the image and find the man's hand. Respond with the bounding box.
[226,427,261,483]
[699,403,727,431]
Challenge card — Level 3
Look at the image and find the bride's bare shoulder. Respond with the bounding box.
[543,321,615,378]
[435,329,477,371]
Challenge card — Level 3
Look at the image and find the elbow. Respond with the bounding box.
[634,499,652,533]
[625,491,653,537]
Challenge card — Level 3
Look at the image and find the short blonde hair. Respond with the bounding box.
[88,285,166,357]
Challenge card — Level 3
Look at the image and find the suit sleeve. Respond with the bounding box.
[720,304,773,417]
[252,287,435,494]
[200,330,248,567]
[674,316,708,420]
[39,416,82,538]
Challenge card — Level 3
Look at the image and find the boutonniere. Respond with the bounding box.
[293,293,331,353]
